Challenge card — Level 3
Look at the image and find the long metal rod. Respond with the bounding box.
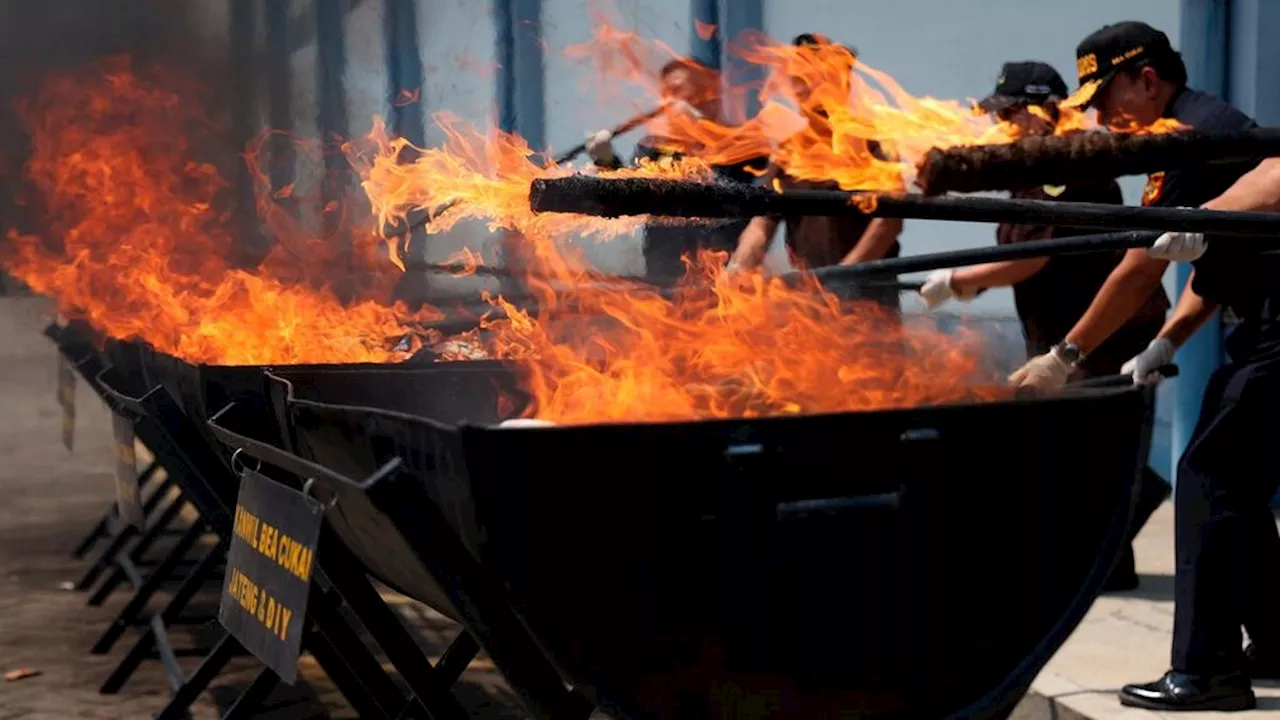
[527,176,1280,237]
[797,230,1162,286]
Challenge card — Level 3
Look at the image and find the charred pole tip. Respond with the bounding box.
[916,127,1280,196]
[528,175,1280,237]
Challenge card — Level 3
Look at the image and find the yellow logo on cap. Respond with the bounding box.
[1142,171,1165,206]
[1112,45,1146,66]
[1077,53,1098,78]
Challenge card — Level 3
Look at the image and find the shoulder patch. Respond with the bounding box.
[1142,172,1165,206]
[1042,184,1067,197]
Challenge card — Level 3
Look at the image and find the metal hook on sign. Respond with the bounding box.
[229,447,262,477]
[301,477,337,512]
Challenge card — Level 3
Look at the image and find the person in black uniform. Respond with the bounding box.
[727,33,904,315]
[1008,21,1280,712]
[585,58,767,286]
[919,60,1171,593]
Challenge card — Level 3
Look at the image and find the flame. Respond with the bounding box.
[354,24,1199,425]
[359,117,1010,425]
[1,57,439,365]
[565,21,1185,191]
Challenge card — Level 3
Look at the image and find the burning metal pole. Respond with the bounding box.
[528,176,1280,237]
[915,127,1280,196]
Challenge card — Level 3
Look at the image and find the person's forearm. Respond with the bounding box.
[730,217,777,269]
[1202,157,1280,213]
[1157,272,1219,348]
[950,258,1048,294]
[840,218,903,265]
[1064,249,1169,354]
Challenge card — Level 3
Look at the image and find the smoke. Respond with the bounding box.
[0,1,253,255]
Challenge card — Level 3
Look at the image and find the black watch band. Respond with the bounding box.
[1053,341,1086,368]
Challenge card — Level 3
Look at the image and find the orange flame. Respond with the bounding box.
[357,117,1011,425]
[564,22,1184,191]
[2,57,440,365]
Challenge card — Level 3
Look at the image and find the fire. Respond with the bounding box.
[565,19,1185,191]
[2,58,440,365]
[356,24,1202,425]
[359,119,1010,425]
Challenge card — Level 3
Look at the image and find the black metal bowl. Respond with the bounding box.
[280,379,1154,719]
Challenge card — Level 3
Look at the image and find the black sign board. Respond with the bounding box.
[219,469,322,684]
[56,355,76,453]
[111,414,145,528]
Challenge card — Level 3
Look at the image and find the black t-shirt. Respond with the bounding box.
[763,139,902,270]
[997,182,1169,373]
[1146,89,1276,315]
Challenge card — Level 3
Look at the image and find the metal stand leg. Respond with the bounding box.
[304,624,398,720]
[70,463,161,560]
[91,522,205,655]
[219,668,280,720]
[74,522,138,591]
[151,632,241,720]
[100,541,227,693]
[70,509,113,560]
[321,544,471,719]
[88,496,188,606]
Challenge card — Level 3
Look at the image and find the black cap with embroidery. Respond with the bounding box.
[1063,21,1178,109]
[792,33,857,65]
[977,61,1069,113]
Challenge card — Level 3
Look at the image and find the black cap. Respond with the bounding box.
[792,33,857,65]
[1063,21,1177,109]
[977,61,1069,113]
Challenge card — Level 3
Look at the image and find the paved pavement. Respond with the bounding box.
[1016,500,1280,720]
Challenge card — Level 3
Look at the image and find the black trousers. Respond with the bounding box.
[1171,330,1280,675]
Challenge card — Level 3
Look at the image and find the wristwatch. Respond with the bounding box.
[1052,340,1086,369]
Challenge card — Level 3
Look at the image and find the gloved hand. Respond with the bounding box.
[585,129,617,166]
[1148,230,1207,262]
[918,269,978,310]
[1120,337,1176,385]
[666,99,704,120]
[1008,349,1073,391]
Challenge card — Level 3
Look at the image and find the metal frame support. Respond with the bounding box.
[1172,0,1229,489]
[384,0,425,146]
[315,0,350,236]
[690,0,721,71]
[384,0,427,267]
[494,0,546,299]
[719,0,764,122]
[264,0,293,203]
[229,0,261,262]
[494,0,546,151]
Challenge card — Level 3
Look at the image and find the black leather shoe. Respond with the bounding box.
[1120,670,1255,711]
[1246,642,1280,680]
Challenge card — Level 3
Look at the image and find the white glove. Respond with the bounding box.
[1120,337,1176,385]
[666,99,704,120]
[585,129,616,165]
[918,269,978,310]
[1008,348,1073,391]
[1148,230,1207,262]
[918,269,955,309]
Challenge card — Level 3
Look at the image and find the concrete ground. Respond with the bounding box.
[1014,502,1280,720]
[3,292,1279,720]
